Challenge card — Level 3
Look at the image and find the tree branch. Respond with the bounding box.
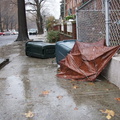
[41,0,47,8]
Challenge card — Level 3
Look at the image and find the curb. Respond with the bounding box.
[0,58,9,69]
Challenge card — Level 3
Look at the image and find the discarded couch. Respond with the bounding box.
[56,39,120,82]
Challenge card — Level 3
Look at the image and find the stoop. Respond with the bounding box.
[102,54,120,89]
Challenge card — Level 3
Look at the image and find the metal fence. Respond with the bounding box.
[109,0,120,46]
[76,0,120,46]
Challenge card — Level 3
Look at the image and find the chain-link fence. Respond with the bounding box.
[76,0,120,46]
[109,0,120,46]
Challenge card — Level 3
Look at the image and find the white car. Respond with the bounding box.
[11,30,18,35]
[29,29,37,35]
[3,30,11,35]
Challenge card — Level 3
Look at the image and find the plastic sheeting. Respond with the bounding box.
[57,40,120,81]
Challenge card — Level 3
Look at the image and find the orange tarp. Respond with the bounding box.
[57,40,120,81]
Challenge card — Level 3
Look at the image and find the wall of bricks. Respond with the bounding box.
[52,22,76,41]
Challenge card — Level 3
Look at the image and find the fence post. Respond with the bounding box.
[64,23,67,34]
[75,8,79,40]
[105,0,110,46]
[72,22,76,39]
[59,24,61,32]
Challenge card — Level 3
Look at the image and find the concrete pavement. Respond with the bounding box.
[0,35,120,120]
[29,33,47,42]
[0,58,9,70]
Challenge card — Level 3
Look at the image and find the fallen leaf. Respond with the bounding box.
[57,96,63,100]
[115,98,120,101]
[106,114,111,120]
[27,102,34,106]
[74,107,78,110]
[100,109,115,120]
[42,91,50,95]
[73,85,79,89]
[57,68,61,72]
[100,110,105,113]
[88,82,95,85]
[70,79,75,82]
[24,111,34,118]
[106,89,109,91]
[105,109,115,117]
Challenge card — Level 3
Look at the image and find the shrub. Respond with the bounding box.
[47,30,60,43]
[65,15,76,21]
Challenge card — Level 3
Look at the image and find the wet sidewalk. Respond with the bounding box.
[0,58,9,69]
[0,37,120,120]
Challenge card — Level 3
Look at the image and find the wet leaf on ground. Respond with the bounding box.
[70,79,76,82]
[57,68,61,72]
[57,96,63,100]
[88,82,95,85]
[100,109,115,119]
[106,114,112,120]
[73,85,79,89]
[24,111,34,118]
[74,107,78,110]
[115,98,120,101]
[42,91,50,95]
[106,89,110,91]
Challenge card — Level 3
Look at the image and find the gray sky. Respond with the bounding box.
[26,0,61,19]
[44,0,61,19]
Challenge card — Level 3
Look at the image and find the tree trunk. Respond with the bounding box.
[0,14,3,32]
[16,0,29,41]
[0,4,3,32]
[36,1,43,34]
[36,13,43,34]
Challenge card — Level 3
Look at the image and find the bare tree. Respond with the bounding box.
[0,0,18,31]
[26,0,47,34]
[46,16,56,31]
[16,0,29,41]
[9,0,18,30]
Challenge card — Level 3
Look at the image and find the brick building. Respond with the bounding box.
[65,0,89,16]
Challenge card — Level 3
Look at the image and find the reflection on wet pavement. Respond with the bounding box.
[0,42,120,120]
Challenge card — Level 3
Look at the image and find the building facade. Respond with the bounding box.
[65,0,89,16]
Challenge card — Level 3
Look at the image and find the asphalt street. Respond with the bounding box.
[0,34,47,47]
[0,35,17,46]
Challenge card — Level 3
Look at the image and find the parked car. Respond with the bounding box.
[11,30,18,35]
[3,30,11,35]
[29,29,37,35]
[0,32,5,36]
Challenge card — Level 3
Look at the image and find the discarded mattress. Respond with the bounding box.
[57,40,120,81]
[25,41,55,59]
